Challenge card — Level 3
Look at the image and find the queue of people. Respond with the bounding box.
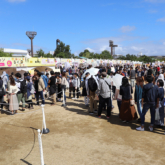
[0,64,164,133]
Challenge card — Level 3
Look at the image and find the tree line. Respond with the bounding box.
[0,41,161,63]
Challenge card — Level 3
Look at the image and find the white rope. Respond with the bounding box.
[38,129,44,165]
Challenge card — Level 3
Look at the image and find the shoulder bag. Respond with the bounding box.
[130,86,135,106]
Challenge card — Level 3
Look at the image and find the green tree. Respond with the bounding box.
[100,50,112,59]
[36,49,45,57]
[54,41,71,58]
[0,48,12,57]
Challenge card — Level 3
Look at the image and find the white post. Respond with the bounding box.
[41,105,47,130]
[38,129,44,165]
[41,105,50,134]
[63,88,65,105]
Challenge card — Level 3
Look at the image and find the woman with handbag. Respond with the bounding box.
[119,77,138,122]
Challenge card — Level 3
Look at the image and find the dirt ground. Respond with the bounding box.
[0,92,165,165]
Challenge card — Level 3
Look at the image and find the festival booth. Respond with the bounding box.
[0,57,144,77]
[0,57,57,77]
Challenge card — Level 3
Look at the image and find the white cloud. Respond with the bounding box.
[148,9,158,13]
[80,36,165,56]
[102,3,114,7]
[157,17,165,22]
[120,26,136,33]
[86,47,95,52]
[8,0,26,2]
[145,0,165,3]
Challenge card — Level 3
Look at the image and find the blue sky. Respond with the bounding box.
[1,0,165,55]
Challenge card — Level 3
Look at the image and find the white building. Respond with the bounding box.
[3,48,28,57]
[137,52,143,58]
[49,51,54,55]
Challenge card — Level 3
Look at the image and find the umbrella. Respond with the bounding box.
[82,68,99,77]
[112,74,123,89]
[64,62,71,70]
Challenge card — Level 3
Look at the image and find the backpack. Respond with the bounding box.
[6,74,9,81]
[107,69,111,75]
[30,84,35,94]
[18,80,27,94]
[0,87,5,97]
[41,75,48,88]
[88,76,98,92]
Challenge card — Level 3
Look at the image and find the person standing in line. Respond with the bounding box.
[25,76,33,109]
[45,68,50,76]
[136,71,159,132]
[85,72,99,115]
[56,75,62,102]
[36,72,45,106]
[155,79,164,127]
[97,72,112,118]
[81,77,89,107]
[69,76,74,98]
[45,73,50,99]
[1,71,8,90]
[48,71,56,106]
[15,73,26,111]
[72,73,80,100]
[134,77,144,122]
[0,79,5,113]
[8,77,19,115]
[157,66,160,73]
[119,77,138,122]
[130,67,136,88]
[61,72,67,106]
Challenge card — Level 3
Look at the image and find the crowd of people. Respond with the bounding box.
[0,65,164,132]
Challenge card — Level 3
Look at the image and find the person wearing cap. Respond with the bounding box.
[97,72,112,118]
[25,76,33,109]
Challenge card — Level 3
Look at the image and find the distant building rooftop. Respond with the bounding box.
[113,54,123,59]
[3,48,28,57]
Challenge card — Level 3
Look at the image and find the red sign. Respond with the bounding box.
[7,60,12,67]
[0,63,5,66]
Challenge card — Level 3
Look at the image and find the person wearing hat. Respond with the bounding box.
[97,72,112,118]
[25,76,33,109]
